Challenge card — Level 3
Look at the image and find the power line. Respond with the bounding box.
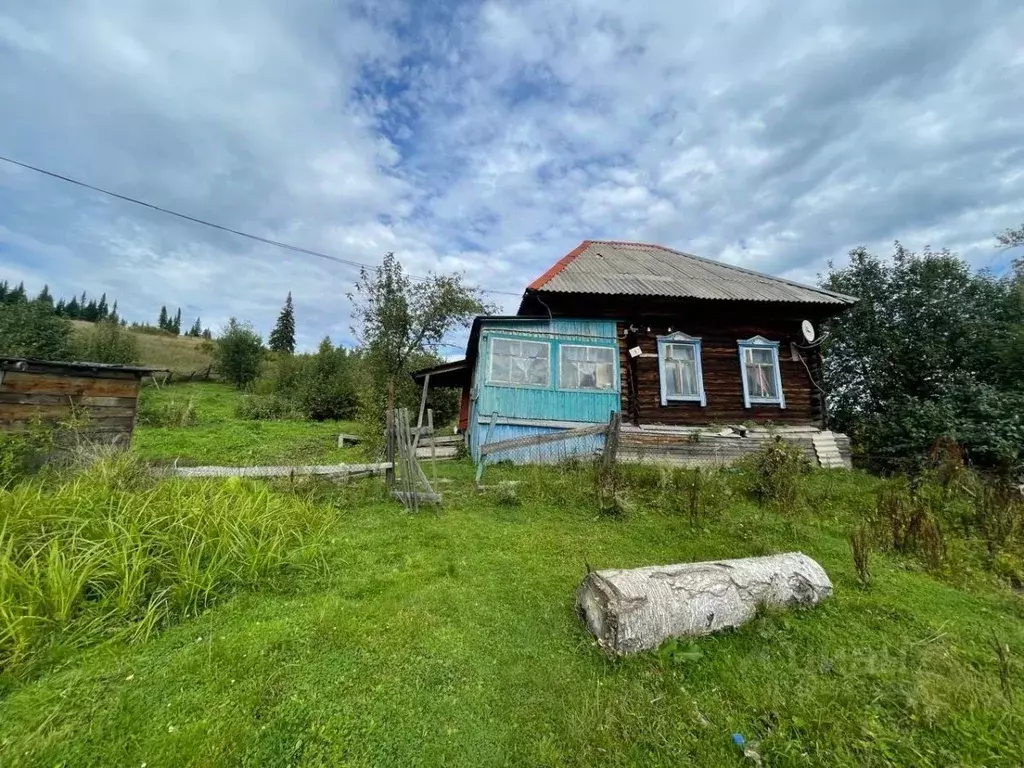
[0,154,524,297]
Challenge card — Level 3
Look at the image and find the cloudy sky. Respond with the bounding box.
[1,0,1022,350]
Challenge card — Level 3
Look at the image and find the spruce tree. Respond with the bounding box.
[109,300,119,324]
[36,284,54,307]
[66,296,80,319]
[97,293,109,320]
[158,305,169,331]
[172,308,182,336]
[8,282,28,304]
[0,281,8,302]
[84,299,99,322]
[189,317,202,337]
[55,298,67,316]
[268,292,296,353]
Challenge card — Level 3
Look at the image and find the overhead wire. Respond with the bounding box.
[0,154,525,297]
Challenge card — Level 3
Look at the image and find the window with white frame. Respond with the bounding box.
[657,332,706,406]
[559,345,616,390]
[488,337,550,386]
[738,336,786,408]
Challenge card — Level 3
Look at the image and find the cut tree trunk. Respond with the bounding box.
[577,552,832,654]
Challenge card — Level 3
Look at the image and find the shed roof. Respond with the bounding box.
[0,357,170,376]
[524,240,856,306]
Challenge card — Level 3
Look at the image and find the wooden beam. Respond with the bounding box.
[480,422,607,456]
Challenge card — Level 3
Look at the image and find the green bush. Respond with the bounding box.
[73,319,140,364]
[744,438,812,509]
[0,301,73,359]
[0,419,55,488]
[0,454,331,674]
[214,318,264,389]
[235,394,301,421]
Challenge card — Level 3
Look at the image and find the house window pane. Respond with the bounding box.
[559,345,616,390]
[663,343,700,398]
[489,337,550,386]
[743,346,779,400]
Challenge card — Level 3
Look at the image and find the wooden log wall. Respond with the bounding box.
[519,293,834,429]
[620,320,822,427]
[0,365,143,445]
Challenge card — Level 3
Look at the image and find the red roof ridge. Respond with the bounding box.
[527,239,592,290]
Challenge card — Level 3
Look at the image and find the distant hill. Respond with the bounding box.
[70,321,214,374]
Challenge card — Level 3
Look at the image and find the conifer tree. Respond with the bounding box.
[158,305,169,331]
[268,292,296,353]
[172,308,182,336]
[36,284,54,307]
[66,296,80,318]
[189,317,202,337]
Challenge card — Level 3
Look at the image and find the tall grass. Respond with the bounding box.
[0,454,331,676]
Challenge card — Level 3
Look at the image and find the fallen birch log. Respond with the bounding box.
[577,552,832,654]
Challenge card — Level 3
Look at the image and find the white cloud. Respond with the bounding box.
[0,0,1022,351]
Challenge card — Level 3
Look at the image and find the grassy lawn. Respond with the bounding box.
[134,382,364,466]
[2,386,1023,766]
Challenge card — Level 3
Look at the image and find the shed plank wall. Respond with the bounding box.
[0,369,142,445]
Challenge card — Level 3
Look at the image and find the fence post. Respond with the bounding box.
[475,412,498,488]
[602,410,622,470]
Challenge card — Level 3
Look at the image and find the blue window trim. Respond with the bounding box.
[482,332,620,394]
[657,332,706,407]
[737,336,786,409]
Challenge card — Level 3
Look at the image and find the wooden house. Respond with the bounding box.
[0,357,165,447]
[414,240,857,468]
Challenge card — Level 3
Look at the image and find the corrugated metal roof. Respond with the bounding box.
[527,241,856,305]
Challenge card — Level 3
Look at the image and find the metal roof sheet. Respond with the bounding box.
[527,241,855,305]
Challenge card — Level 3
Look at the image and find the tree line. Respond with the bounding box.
[0,278,211,339]
[822,224,1024,472]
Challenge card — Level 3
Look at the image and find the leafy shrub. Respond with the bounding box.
[214,318,264,389]
[744,438,811,509]
[0,454,331,674]
[0,419,55,487]
[73,319,140,364]
[0,301,73,359]
[235,394,301,421]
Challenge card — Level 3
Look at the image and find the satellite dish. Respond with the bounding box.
[801,320,816,343]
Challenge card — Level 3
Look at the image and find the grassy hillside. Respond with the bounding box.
[2,384,1023,766]
[71,320,214,374]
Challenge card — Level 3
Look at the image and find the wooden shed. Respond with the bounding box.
[0,357,166,446]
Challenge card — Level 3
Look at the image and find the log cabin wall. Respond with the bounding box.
[520,293,832,428]
[0,360,149,446]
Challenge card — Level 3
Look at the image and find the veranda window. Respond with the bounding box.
[488,338,550,387]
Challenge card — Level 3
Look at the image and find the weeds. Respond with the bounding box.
[744,438,811,510]
[850,525,872,587]
[138,395,199,427]
[990,631,1014,704]
[0,454,331,676]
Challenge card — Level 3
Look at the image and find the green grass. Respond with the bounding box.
[2,385,1023,765]
[71,320,214,374]
[134,382,364,466]
[0,455,333,678]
